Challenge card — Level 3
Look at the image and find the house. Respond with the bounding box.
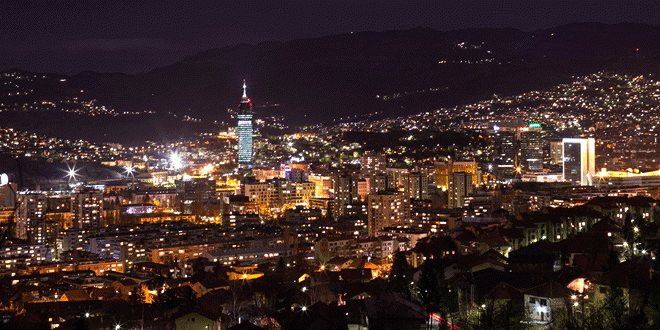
[88,287,118,300]
[227,322,267,330]
[226,265,264,281]
[190,277,230,298]
[409,235,459,267]
[315,236,355,263]
[508,244,556,283]
[272,301,348,330]
[326,256,353,271]
[173,301,223,330]
[476,231,511,256]
[523,282,574,324]
[339,269,374,282]
[453,268,533,309]
[110,279,138,301]
[60,290,90,302]
[591,255,653,313]
[132,261,177,278]
[483,281,525,315]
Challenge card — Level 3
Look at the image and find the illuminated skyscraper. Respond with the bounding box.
[562,138,596,186]
[237,80,253,165]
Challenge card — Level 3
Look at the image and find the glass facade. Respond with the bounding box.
[237,114,252,164]
[562,138,595,186]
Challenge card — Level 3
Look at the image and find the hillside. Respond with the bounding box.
[2,23,660,143]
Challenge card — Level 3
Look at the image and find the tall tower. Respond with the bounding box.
[237,80,253,165]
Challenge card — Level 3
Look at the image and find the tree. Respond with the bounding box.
[604,249,620,272]
[646,276,660,326]
[419,260,459,328]
[191,258,208,282]
[130,285,145,305]
[552,282,629,330]
[388,251,412,296]
[418,260,443,313]
[601,283,627,329]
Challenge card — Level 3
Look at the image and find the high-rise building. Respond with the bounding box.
[448,172,474,209]
[308,174,333,198]
[520,131,544,171]
[237,80,253,165]
[71,190,104,229]
[547,141,564,165]
[368,173,388,194]
[0,173,17,207]
[176,177,217,215]
[360,151,386,176]
[243,178,315,210]
[386,167,409,190]
[492,131,520,179]
[562,138,596,186]
[435,161,478,189]
[15,193,47,244]
[367,191,410,237]
[333,175,361,217]
[405,172,429,200]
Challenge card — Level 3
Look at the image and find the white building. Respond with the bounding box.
[562,138,596,186]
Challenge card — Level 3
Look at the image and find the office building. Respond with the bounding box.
[435,161,478,189]
[520,131,544,171]
[562,138,596,186]
[548,141,563,165]
[309,174,332,198]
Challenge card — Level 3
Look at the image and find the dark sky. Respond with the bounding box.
[2,0,660,75]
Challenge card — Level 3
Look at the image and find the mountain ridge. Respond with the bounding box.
[2,23,660,143]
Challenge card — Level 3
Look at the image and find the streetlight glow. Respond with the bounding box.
[170,153,183,170]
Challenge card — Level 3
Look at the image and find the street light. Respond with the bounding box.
[170,153,183,170]
[65,163,80,183]
[125,165,135,190]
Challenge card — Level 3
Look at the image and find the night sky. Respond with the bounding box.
[2,0,660,75]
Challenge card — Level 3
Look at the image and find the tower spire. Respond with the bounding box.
[242,79,247,98]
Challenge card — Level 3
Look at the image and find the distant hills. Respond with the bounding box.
[3,23,660,143]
